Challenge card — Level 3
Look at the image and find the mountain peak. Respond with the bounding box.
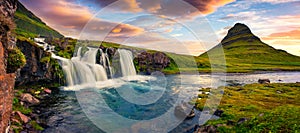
[229,23,252,35]
[221,23,260,45]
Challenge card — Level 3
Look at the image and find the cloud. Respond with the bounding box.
[20,0,92,31]
[220,11,259,21]
[20,0,144,38]
[88,0,235,18]
[95,0,141,12]
[78,19,145,41]
[138,0,162,12]
[216,26,232,39]
[151,0,235,19]
[252,0,298,4]
[265,29,300,40]
[182,0,235,14]
[171,34,183,37]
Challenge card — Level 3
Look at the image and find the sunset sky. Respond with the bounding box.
[20,0,300,56]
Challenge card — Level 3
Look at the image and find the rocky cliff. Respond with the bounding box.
[134,51,170,74]
[99,46,171,74]
[15,39,64,86]
[0,0,18,132]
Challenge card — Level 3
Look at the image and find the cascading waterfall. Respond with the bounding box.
[52,47,108,86]
[52,47,137,88]
[99,49,113,78]
[118,49,137,76]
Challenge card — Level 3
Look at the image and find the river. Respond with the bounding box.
[39,72,300,133]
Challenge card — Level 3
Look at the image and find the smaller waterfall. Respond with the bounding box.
[99,49,113,78]
[52,47,108,86]
[118,49,137,76]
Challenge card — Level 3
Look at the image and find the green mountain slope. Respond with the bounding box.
[14,1,63,38]
[197,23,300,72]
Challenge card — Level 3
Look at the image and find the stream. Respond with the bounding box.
[39,72,300,133]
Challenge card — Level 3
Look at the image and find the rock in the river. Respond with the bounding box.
[20,93,40,105]
[258,79,270,84]
[16,111,30,123]
[174,104,195,119]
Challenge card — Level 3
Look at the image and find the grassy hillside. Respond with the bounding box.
[14,2,63,38]
[196,23,300,73]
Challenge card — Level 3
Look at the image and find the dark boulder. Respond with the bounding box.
[258,79,270,84]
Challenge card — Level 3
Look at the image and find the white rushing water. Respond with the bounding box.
[118,49,137,77]
[52,47,108,86]
[99,49,113,78]
[52,47,138,89]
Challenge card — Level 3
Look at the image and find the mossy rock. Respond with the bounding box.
[7,47,26,73]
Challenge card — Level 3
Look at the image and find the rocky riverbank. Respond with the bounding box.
[9,84,60,133]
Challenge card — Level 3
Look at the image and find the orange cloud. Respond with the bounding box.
[267,29,300,39]
[261,28,300,56]
[263,30,300,41]
[108,23,144,37]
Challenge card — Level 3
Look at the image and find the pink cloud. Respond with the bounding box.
[20,0,144,38]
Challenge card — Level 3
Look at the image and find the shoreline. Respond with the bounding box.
[162,70,300,75]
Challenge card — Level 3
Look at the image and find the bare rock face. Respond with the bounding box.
[98,46,171,74]
[135,51,170,74]
[0,0,18,132]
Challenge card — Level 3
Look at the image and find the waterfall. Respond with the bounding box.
[52,47,108,86]
[76,47,82,57]
[52,47,137,89]
[99,49,113,78]
[118,49,137,76]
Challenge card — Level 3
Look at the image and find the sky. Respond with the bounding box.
[19,0,300,56]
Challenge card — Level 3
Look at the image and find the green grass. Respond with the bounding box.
[14,2,63,38]
[194,83,300,132]
[196,38,300,73]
